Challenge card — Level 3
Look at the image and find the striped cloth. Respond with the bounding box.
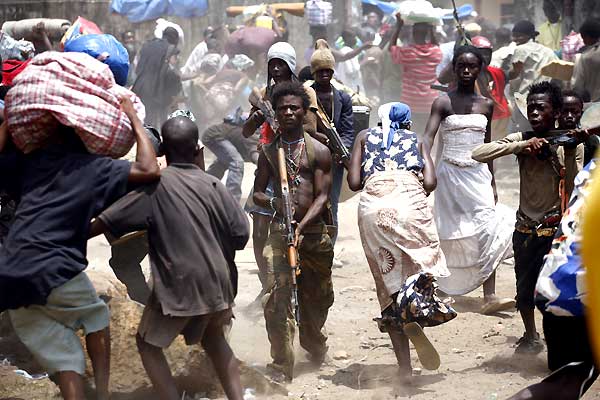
[5,51,145,158]
[306,0,332,26]
[390,44,442,114]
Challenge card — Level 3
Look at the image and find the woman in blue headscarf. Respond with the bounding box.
[347,102,453,379]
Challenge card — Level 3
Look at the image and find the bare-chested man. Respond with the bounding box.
[253,81,333,382]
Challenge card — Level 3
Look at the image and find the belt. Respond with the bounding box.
[515,225,558,237]
[270,221,327,235]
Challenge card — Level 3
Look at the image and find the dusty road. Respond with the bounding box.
[222,154,600,400]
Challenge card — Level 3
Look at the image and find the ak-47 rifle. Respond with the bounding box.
[249,87,279,132]
[315,98,351,165]
[451,0,471,46]
[277,147,300,324]
[524,126,600,147]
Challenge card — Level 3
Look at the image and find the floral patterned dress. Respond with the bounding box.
[357,127,449,313]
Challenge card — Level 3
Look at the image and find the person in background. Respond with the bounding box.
[507,20,557,132]
[309,40,354,246]
[335,28,364,92]
[474,36,511,141]
[537,0,562,53]
[132,26,183,127]
[92,116,249,400]
[202,109,256,202]
[573,18,600,102]
[472,81,585,353]
[363,11,383,44]
[560,89,598,165]
[0,97,160,400]
[122,30,138,85]
[181,26,214,80]
[490,27,515,70]
[304,25,373,71]
[388,12,442,134]
[359,27,384,102]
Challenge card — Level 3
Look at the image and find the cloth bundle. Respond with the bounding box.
[225,27,277,58]
[0,31,35,61]
[396,0,443,26]
[5,51,145,158]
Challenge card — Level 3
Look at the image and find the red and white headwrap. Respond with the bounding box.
[471,36,493,50]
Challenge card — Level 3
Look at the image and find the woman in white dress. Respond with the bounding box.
[422,45,515,314]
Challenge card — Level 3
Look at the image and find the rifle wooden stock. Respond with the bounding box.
[277,147,300,323]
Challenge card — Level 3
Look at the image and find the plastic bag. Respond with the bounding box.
[64,34,130,86]
[60,17,102,48]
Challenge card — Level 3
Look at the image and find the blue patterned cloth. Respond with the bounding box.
[535,159,596,317]
[361,126,424,182]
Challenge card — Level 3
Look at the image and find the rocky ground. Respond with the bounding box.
[1,154,599,399]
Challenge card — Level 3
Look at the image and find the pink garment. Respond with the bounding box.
[561,31,584,62]
[390,44,442,114]
[5,51,145,158]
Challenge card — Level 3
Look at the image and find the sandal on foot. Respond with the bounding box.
[481,298,516,315]
[514,333,544,354]
[403,322,441,370]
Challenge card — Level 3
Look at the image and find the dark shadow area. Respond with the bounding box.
[454,352,549,380]
[319,362,444,396]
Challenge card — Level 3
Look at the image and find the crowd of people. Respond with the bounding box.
[0,1,600,400]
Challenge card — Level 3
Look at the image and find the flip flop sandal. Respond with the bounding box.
[403,322,441,370]
[481,298,516,315]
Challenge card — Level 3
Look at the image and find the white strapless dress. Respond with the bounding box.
[433,114,514,295]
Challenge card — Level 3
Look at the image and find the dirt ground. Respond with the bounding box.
[222,154,600,400]
[3,154,599,399]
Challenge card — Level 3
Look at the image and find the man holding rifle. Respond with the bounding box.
[309,39,354,244]
[253,81,334,382]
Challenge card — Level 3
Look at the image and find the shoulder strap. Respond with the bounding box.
[304,131,317,172]
[262,137,279,176]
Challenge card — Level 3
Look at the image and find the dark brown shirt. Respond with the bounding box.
[99,164,249,316]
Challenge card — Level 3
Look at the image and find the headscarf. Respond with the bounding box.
[228,54,255,71]
[471,36,493,49]
[200,53,223,74]
[310,39,336,74]
[168,109,196,122]
[267,41,296,73]
[378,102,412,150]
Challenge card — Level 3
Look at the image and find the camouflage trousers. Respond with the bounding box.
[263,223,334,380]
